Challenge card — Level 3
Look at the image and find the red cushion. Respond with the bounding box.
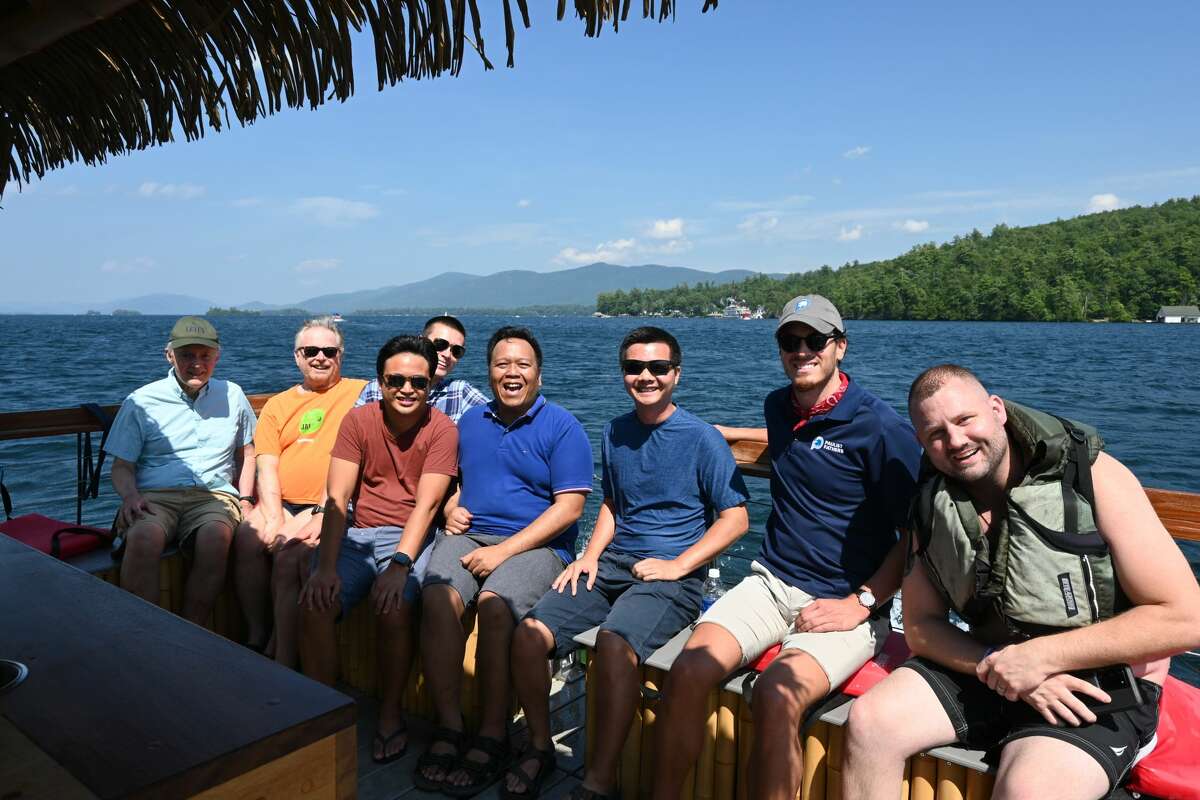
[0,514,110,559]
[748,630,912,698]
[1125,675,1200,800]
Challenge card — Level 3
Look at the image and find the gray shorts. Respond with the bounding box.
[423,532,565,621]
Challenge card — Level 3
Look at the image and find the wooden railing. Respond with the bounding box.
[1,398,1198,544]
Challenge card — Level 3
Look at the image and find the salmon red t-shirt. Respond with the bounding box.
[329,403,459,529]
[254,378,367,505]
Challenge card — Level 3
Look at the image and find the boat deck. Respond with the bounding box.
[347,670,589,800]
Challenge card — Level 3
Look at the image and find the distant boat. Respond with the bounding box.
[750,306,766,319]
[592,311,611,318]
[723,297,751,319]
[331,313,345,323]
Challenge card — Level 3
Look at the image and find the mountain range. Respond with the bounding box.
[1,263,760,315]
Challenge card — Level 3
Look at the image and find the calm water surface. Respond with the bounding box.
[1,315,1198,679]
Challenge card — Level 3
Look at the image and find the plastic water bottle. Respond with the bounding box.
[701,567,726,612]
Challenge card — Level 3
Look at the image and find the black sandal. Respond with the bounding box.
[413,726,464,791]
[500,744,557,799]
[442,734,511,798]
[564,786,620,800]
[371,719,408,764]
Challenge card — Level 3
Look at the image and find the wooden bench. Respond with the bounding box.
[568,440,1200,800]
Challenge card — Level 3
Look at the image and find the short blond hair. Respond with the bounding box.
[294,316,344,350]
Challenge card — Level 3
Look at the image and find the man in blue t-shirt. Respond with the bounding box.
[416,327,594,797]
[654,295,922,800]
[503,327,750,800]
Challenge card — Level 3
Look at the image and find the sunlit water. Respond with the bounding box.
[1,314,1197,681]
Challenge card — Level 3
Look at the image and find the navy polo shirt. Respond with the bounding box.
[456,395,594,563]
[758,377,922,599]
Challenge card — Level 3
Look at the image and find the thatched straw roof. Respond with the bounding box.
[0,0,715,198]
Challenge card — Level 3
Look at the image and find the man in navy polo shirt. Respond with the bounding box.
[416,326,593,797]
[505,326,750,800]
[653,295,922,800]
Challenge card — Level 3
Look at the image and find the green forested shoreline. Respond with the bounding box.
[596,198,1200,321]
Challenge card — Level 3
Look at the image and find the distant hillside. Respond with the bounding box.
[598,198,1200,321]
[288,263,759,313]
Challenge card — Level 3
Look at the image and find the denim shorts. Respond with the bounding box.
[312,526,434,616]
[525,550,703,663]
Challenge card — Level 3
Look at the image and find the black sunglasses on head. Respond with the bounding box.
[296,346,341,359]
[776,331,842,353]
[430,338,465,359]
[621,359,678,376]
[383,374,430,391]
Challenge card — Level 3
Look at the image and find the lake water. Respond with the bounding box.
[1,314,1198,680]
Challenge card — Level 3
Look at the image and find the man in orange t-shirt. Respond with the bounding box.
[233,316,366,666]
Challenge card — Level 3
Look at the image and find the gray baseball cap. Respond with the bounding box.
[776,294,844,334]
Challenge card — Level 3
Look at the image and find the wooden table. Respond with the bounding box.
[0,535,357,799]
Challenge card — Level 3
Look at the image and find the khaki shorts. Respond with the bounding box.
[120,488,242,552]
[698,560,889,687]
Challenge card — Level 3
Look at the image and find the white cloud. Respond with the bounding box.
[843,145,871,159]
[516,198,531,208]
[714,194,813,212]
[295,258,341,273]
[647,218,685,239]
[1087,193,1121,213]
[100,257,155,274]
[289,196,379,226]
[137,181,205,199]
[737,213,780,237]
[837,225,864,242]
[831,177,843,186]
[381,188,407,197]
[556,238,638,265]
[897,219,930,233]
[232,196,264,208]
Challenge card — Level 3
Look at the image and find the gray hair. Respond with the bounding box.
[294,315,344,350]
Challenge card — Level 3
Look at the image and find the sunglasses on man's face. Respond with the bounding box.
[621,359,678,377]
[383,374,430,391]
[296,346,341,359]
[776,332,842,353]
[430,338,465,359]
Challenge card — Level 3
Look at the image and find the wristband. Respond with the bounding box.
[239,495,255,503]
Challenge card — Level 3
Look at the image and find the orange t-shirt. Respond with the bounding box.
[254,378,368,505]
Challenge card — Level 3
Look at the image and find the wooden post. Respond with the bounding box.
[736,696,754,800]
[695,689,719,800]
[638,667,663,799]
[910,755,937,800]
[715,691,738,800]
[935,760,966,800]
[800,720,829,800]
[964,769,994,800]
[619,664,644,797]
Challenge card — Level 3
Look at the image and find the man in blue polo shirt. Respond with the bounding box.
[504,326,750,800]
[653,295,922,800]
[105,316,257,626]
[415,326,593,797]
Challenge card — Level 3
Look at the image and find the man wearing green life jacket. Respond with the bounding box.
[842,365,1200,800]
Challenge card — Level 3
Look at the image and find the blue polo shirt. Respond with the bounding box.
[104,370,257,496]
[602,407,749,560]
[456,395,593,563]
[758,377,921,599]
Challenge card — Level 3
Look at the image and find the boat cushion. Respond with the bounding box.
[0,514,111,559]
[749,629,912,697]
[1126,675,1200,799]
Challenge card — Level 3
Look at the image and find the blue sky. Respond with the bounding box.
[4,1,1199,307]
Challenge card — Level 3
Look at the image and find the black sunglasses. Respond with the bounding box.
[776,332,842,353]
[296,346,341,359]
[430,338,465,359]
[621,359,678,376]
[383,374,431,391]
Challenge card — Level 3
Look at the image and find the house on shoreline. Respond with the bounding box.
[1155,305,1200,323]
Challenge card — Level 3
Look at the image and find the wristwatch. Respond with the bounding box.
[856,588,877,610]
[390,551,414,569]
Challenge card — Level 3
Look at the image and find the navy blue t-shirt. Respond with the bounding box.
[758,378,922,599]
[457,395,594,563]
[602,407,750,560]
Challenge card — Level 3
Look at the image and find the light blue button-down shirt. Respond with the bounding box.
[104,370,257,495]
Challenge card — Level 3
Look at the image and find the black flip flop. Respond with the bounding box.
[371,720,408,764]
[413,726,465,791]
[500,744,556,799]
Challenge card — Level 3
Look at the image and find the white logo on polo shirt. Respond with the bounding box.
[809,435,845,454]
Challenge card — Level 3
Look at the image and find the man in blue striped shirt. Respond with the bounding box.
[355,315,487,423]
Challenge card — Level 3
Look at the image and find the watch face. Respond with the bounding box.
[859,590,876,608]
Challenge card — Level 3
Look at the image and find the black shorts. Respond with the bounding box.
[281,500,320,517]
[901,656,1161,792]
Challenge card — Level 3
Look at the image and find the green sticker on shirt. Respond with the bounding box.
[298,408,326,436]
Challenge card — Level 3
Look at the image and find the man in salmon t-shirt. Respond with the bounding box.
[234,316,366,665]
[299,334,459,766]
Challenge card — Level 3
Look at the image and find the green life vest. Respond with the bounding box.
[912,401,1122,644]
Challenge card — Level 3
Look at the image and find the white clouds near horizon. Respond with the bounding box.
[843,145,871,159]
[648,218,685,239]
[138,182,205,199]
[100,257,155,274]
[838,225,864,241]
[897,219,930,233]
[295,258,341,273]
[1087,193,1121,213]
[289,196,379,226]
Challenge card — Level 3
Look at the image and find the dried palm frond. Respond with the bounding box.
[0,0,718,198]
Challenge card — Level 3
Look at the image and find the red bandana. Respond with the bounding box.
[792,372,849,431]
